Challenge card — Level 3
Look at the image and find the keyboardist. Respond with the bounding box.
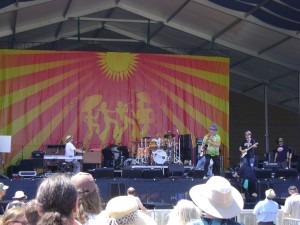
[65,135,85,174]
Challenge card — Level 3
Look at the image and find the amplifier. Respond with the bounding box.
[32,151,44,159]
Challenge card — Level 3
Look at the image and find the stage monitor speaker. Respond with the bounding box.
[254,168,272,179]
[143,168,164,179]
[192,169,205,178]
[93,168,114,178]
[19,159,35,171]
[275,168,297,179]
[109,183,126,198]
[122,168,143,178]
[168,164,184,177]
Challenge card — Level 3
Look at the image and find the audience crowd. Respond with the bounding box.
[0,173,299,225]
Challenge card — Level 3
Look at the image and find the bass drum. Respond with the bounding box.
[152,150,167,164]
[123,158,137,167]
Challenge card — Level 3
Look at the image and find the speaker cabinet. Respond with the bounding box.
[143,169,164,179]
[93,168,114,178]
[168,164,184,177]
[19,160,35,171]
[122,168,143,178]
[179,134,192,162]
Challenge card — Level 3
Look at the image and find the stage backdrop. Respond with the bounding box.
[0,50,229,168]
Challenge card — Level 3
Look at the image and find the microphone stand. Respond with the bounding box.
[174,128,182,164]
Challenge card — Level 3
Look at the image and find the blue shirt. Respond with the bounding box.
[253,199,279,222]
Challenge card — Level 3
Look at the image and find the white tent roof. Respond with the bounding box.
[0,0,299,112]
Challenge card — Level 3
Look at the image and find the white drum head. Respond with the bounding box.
[153,150,167,164]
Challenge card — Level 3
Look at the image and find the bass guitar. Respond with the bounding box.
[241,142,258,158]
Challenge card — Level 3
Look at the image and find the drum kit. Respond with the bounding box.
[125,132,180,167]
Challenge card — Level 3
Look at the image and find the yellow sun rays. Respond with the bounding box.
[97,52,139,81]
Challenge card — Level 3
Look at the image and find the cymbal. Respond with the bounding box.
[164,133,175,138]
[142,136,152,139]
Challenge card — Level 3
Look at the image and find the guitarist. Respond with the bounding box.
[239,130,257,168]
[201,125,221,179]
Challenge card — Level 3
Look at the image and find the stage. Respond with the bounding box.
[1,166,300,209]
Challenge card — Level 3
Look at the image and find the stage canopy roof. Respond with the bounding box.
[0,0,299,112]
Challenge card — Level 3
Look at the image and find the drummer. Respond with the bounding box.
[151,132,164,149]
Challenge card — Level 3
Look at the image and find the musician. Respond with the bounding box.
[274,137,290,169]
[239,130,257,168]
[151,132,164,149]
[65,135,84,174]
[201,125,221,179]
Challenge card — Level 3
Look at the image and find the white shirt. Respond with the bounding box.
[65,142,76,162]
[253,198,278,222]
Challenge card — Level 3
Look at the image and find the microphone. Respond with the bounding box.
[76,141,83,144]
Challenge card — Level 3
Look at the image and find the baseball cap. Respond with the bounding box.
[209,125,218,131]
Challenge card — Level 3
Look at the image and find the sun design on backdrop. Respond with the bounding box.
[97,52,139,80]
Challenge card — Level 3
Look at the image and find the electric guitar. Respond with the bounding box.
[241,142,258,158]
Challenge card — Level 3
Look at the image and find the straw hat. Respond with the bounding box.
[189,176,244,219]
[265,189,276,199]
[103,196,157,225]
[66,135,73,141]
[12,191,27,200]
[71,172,96,192]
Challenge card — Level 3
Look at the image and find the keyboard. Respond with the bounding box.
[44,155,83,160]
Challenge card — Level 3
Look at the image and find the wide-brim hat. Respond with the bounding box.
[13,191,27,200]
[104,196,156,225]
[189,176,244,219]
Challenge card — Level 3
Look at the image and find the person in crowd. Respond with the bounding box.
[253,189,278,225]
[36,173,81,225]
[1,207,28,225]
[239,130,258,168]
[188,176,244,225]
[166,199,201,225]
[0,182,9,215]
[201,125,221,179]
[6,191,27,210]
[65,135,85,174]
[273,137,290,169]
[71,172,104,224]
[232,162,258,198]
[282,185,300,219]
[95,195,157,225]
[127,187,147,212]
[25,199,40,225]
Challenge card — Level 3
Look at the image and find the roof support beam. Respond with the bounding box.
[69,17,159,24]
[55,0,73,38]
[118,3,299,71]
[65,37,140,42]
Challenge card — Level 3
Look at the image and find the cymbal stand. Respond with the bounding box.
[174,135,182,164]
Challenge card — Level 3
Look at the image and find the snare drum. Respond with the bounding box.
[152,149,167,164]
